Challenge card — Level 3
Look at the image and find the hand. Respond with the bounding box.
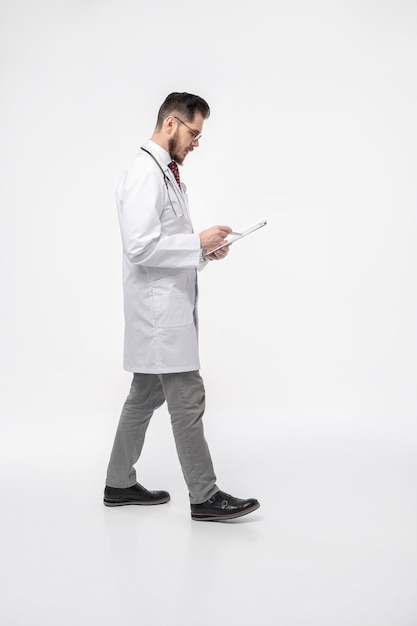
[207,245,230,261]
[199,225,232,250]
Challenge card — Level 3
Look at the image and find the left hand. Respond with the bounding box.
[207,245,230,261]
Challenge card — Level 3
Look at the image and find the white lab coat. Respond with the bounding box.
[116,140,207,373]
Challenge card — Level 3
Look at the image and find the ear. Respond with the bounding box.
[164,115,177,136]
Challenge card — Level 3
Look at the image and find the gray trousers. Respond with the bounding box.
[105,371,218,504]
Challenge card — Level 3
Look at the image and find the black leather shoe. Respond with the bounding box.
[191,490,260,521]
[103,483,170,507]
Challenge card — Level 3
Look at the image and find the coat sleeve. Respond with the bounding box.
[117,158,204,269]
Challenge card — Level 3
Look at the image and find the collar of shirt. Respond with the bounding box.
[143,139,184,194]
[143,139,172,170]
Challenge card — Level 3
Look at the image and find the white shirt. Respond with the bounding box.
[116,140,206,373]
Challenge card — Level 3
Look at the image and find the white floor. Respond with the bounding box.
[1,407,417,626]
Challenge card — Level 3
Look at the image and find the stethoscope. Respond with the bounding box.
[140,146,185,218]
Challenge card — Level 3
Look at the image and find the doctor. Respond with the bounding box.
[104,92,260,521]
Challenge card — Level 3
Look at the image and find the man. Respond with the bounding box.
[104,92,260,521]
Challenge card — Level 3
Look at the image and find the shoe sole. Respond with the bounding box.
[103,496,170,507]
[191,501,260,521]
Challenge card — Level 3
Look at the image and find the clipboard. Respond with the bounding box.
[203,220,268,256]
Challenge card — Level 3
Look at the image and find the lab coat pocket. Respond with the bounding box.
[152,292,193,329]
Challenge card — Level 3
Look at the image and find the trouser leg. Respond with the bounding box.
[106,373,165,488]
[160,371,218,504]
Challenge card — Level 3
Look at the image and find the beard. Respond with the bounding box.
[168,130,186,165]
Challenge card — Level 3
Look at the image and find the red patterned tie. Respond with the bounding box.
[168,160,181,188]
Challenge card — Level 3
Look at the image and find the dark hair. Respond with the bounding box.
[155,92,210,128]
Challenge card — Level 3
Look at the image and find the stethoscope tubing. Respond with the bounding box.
[140,146,185,217]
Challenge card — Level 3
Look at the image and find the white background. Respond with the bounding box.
[1,2,416,625]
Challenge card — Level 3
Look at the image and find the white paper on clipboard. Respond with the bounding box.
[203,220,268,256]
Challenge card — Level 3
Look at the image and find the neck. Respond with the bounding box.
[150,131,168,152]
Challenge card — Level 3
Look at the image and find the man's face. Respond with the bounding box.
[168,112,204,165]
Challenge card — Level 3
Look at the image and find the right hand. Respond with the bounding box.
[199,225,232,250]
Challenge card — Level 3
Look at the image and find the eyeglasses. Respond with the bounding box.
[174,116,202,143]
